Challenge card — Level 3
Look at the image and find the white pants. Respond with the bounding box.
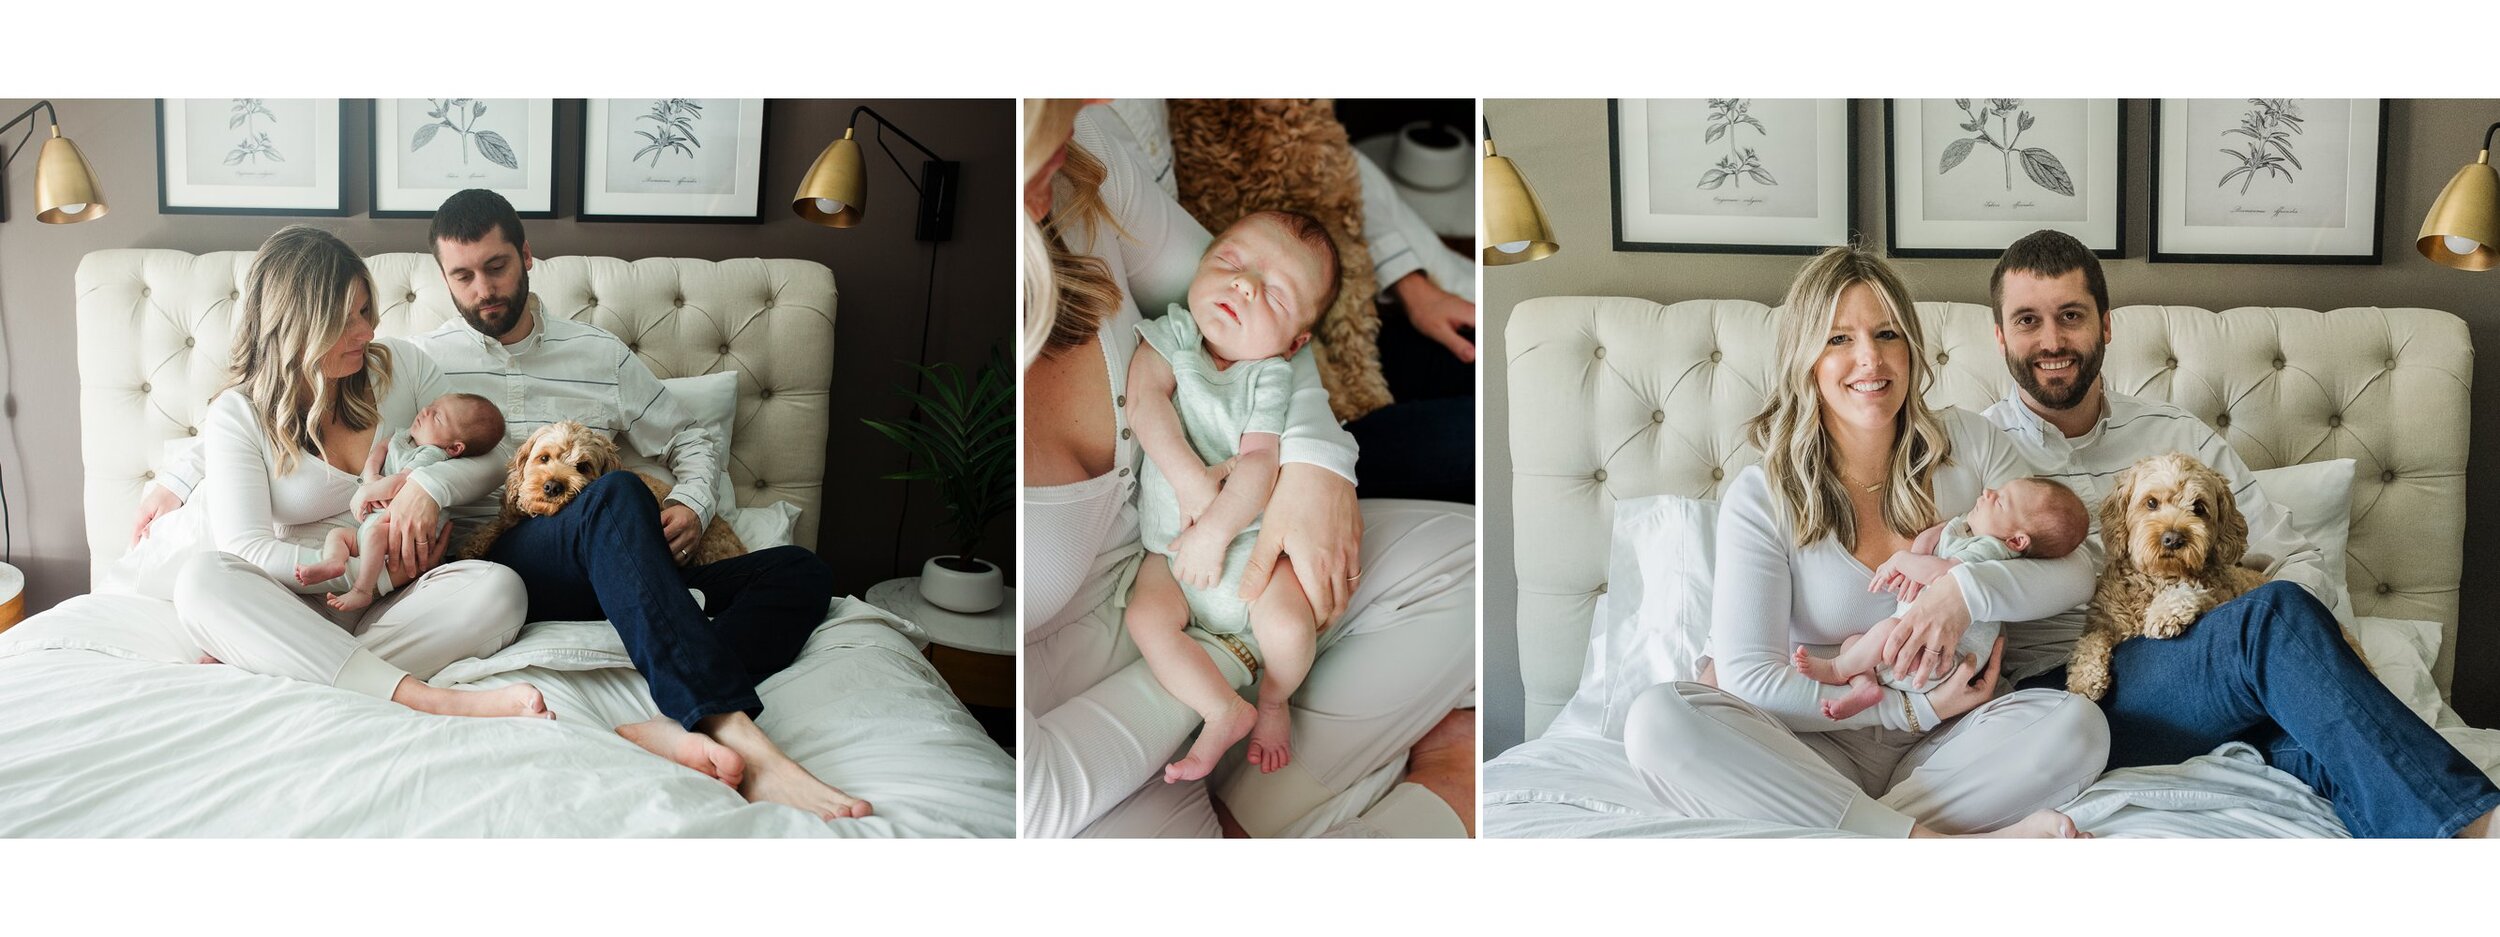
[1623,682,2109,836]
[173,551,528,700]
[1025,500,1476,838]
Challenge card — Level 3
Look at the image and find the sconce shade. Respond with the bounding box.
[2417,149,2496,272]
[1482,138,1556,266]
[35,127,107,224]
[794,129,865,228]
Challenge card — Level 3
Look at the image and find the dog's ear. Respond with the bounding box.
[503,434,532,502]
[2207,463,2250,570]
[2098,462,2137,570]
[586,428,619,474]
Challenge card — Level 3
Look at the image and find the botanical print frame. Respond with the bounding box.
[2152,99,2388,265]
[371,99,557,219]
[1608,98,1854,254]
[1886,99,2123,259]
[155,99,347,216]
[580,98,770,222]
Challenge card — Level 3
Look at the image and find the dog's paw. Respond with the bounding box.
[2066,666,2111,701]
[2143,583,2208,639]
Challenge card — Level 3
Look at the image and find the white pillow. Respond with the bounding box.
[656,370,738,514]
[2247,458,2355,620]
[1543,494,1716,741]
[2349,616,2466,731]
[728,500,802,550]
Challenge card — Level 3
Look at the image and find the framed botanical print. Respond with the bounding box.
[1607,98,1855,254]
[2152,99,2388,264]
[580,98,770,222]
[1886,98,2123,258]
[156,99,347,215]
[371,98,558,218]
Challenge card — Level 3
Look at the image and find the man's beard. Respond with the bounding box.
[458,268,530,339]
[2006,341,2104,411]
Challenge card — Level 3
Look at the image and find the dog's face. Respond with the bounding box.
[2100,451,2248,581]
[506,421,618,517]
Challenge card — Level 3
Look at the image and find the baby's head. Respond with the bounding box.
[1185,209,1339,363]
[1967,476,2089,559]
[411,392,506,459]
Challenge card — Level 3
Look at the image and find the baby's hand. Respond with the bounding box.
[1168,525,1227,591]
[353,472,411,520]
[1871,551,1954,602]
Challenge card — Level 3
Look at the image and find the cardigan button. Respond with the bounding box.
[1118,467,1130,477]
[1120,428,1132,440]
[1116,394,1127,407]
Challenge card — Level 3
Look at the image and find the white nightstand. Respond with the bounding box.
[865,577,1014,710]
[0,563,25,633]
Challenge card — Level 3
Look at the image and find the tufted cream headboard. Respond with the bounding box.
[1508,298,2472,739]
[76,250,837,585]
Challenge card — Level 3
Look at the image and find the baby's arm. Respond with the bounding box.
[1871,524,1958,601]
[1167,432,1280,590]
[1126,341,1228,523]
[351,436,403,520]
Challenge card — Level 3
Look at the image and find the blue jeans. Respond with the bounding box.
[485,472,835,730]
[2019,581,2500,837]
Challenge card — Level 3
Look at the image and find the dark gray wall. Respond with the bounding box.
[0,97,1014,613]
[1483,97,2500,753]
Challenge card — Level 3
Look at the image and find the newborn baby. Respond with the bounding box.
[1123,209,1341,783]
[1793,476,2089,719]
[295,392,505,612]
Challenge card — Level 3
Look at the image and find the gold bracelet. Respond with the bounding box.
[1901,692,1923,733]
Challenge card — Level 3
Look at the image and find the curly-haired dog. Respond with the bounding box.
[1167,98,1390,423]
[458,421,747,566]
[2068,451,2362,700]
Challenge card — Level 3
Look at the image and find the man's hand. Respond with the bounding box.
[1392,271,1476,364]
[385,483,446,581]
[661,503,701,565]
[1237,463,1362,627]
[131,483,183,546]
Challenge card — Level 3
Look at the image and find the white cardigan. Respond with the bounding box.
[200,338,503,593]
[1710,407,2094,733]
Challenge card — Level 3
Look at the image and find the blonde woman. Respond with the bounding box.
[175,225,543,719]
[1022,102,1476,837]
[1621,246,2108,837]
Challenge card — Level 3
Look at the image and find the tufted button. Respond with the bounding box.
[138,382,151,393]
[1711,467,1724,481]
[185,426,197,436]
[1594,583,1607,595]
[228,291,239,301]
[628,342,639,352]
[2385,359,2397,370]
[1120,428,1132,440]
[761,390,773,399]
[1594,346,1607,359]
[674,297,686,308]
[2328,414,2342,428]
[1593,469,1608,483]
[755,479,768,490]
[1117,467,1129,477]
[2272,358,2285,370]
[1116,394,1127,407]
[406,292,416,302]
[1709,350,1722,363]
[1651,410,1664,424]
[2382,470,2397,483]
[763,299,775,309]
[2377,583,2393,595]
[1936,352,1950,365]
[141,288,151,297]
[2216,413,2230,428]
[716,344,729,354]
[2165,356,2177,368]
[142,471,155,480]
[184,337,195,348]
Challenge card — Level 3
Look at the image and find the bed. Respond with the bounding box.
[0,249,1014,837]
[1488,296,2500,838]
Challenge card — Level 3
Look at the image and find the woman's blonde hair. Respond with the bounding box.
[1019,100,1125,368]
[1746,244,1951,549]
[223,225,392,476]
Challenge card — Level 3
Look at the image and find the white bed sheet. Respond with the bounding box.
[0,594,1014,837]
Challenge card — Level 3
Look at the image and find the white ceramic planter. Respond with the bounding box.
[919,556,1003,614]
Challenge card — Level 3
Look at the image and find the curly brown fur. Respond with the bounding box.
[1167,99,1390,422]
[458,421,746,566]
[2069,452,2363,700]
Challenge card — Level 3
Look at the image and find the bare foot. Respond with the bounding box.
[1974,809,2088,839]
[1405,708,1477,837]
[1246,700,1293,774]
[325,590,375,613]
[394,679,553,720]
[1793,646,1843,684]
[197,654,221,665]
[741,755,872,820]
[1821,679,1884,721]
[617,717,745,788]
[295,559,346,585]
[1166,696,1255,784]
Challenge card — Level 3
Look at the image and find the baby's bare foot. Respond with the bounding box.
[1167,696,1256,784]
[295,560,346,586]
[325,590,374,613]
[618,717,745,788]
[1246,700,1293,774]
[741,755,871,820]
[1793,646,1844,684]
[1822,680,1884,721]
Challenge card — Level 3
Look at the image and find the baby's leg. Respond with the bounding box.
[1820,672,1885,720]
[1825,621,1899,676]
[327,517,392,612]
[1245,556,1317,774]
[1124,554,1254,784]
[294,528,355,586]
[1792,629,1880,685]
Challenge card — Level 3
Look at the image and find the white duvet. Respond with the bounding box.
[0,594,1015,837]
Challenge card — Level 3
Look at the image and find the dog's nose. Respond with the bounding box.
[2160,530,2187,550]
[542,480,567,498]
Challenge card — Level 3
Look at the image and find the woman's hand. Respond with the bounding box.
[1926,636,2006,722]
[131,484,184,546]
[1238,462,1362,626]
[1884,569,1972,683]
[1392,272,1476,364]
[384,485,446,581]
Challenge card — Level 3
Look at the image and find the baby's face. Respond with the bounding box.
[410,398,477,452]
[1186,216,1327,364]
[1965,483,2028,541]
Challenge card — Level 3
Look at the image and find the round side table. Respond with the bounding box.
[865,577,1014,711]
[0,563,25,633]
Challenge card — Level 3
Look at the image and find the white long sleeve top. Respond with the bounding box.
[1711,407,2095,733]
[1981,388,2350,682]
[199,338,502,593]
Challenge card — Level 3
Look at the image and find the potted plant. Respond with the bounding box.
[861,349,1012,613]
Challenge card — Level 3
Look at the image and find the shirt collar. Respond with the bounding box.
[465,294,545,358]
[1997,383,2119,446]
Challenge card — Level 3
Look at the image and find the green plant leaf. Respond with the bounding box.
[1939,138,1977,174]
[2019,148,2074,196]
